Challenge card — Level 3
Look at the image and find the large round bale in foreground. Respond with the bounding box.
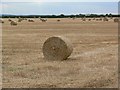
[42,36,73,60]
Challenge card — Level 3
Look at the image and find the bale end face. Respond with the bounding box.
[42,36,73,60]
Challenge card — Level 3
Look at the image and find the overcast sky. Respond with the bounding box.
[1,1,119,15]
[1,0,119,2]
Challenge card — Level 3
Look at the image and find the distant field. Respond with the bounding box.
[2,18,118,88]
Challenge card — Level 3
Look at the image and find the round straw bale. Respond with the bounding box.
[82,18,86,21]
[18,19,22,22]
[42,36,73,60]
[0,19,4,23]
[103,18,109,21]
[88,19,91,21]
[10,21,17,25]
[57,19,60,22]
[8,19,12,22]
[114,18,119,22]
[28,19,34,22]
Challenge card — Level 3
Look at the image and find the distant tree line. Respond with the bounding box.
[1,13,120,18]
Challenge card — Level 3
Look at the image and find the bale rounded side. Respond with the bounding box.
[42,36,73,60]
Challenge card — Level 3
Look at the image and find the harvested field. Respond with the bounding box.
[2,18,118,88]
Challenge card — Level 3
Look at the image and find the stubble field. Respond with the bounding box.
[2,18,118,88]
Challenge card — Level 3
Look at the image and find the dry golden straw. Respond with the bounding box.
[42,36,73,60]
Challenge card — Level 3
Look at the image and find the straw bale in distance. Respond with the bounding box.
[10,21,17,25]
